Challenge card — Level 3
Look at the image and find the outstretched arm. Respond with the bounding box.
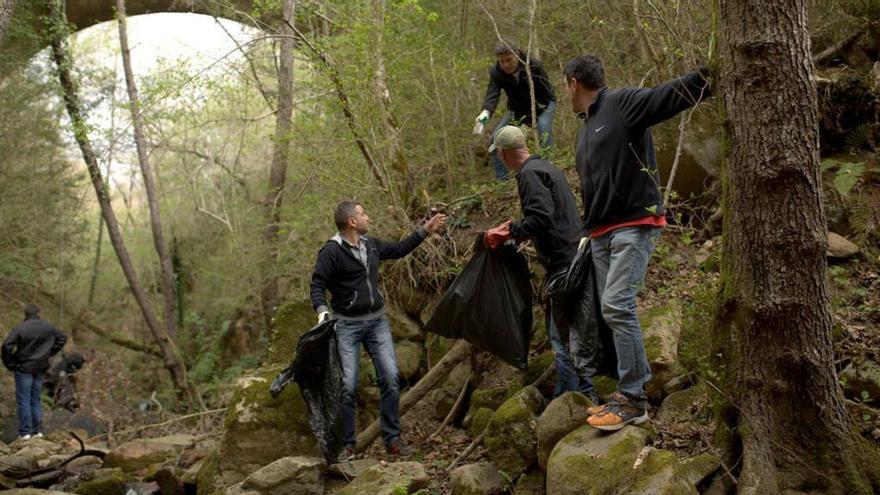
[616,68,711,129]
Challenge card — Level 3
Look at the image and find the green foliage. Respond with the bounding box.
[821,158,867,198]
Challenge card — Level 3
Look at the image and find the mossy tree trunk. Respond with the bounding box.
[716,0,880,493]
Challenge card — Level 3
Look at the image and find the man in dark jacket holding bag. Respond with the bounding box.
[310,201,446,461]
[2,304,67,441]
[484,126,597,401]
[563,54,710,431]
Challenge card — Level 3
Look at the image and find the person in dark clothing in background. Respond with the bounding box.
[310,201,446,462]
[563,54,710,431]
[474,40,556,181]
[483,125,596,401]
[2,304,67,441]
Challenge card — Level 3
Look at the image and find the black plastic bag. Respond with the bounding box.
[546,241,618,379]
[425,235,532,370]
[270,318,344,464]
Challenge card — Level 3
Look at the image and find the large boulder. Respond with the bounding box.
[462,384,518,428]
[0,453,39,477]
[216,367,321,486]
[627,449,720,494]
[536,392,592,470]
[266,301,315,365]
[449,462,505,495]
[336,461,429,495]
[394,341,423,381]
[483,386,546,478]
[240,456,325,495]
[73,468,129,495]
[546,426,650,495]
[103,435,195,472]
[841,357,880,401]
[640,302,684,402]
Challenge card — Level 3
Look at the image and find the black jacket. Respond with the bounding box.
[575,70,710,232]
[310,229,427,318]
[509,156,582,273]
[2,316,67,374]
[482,53,556,125]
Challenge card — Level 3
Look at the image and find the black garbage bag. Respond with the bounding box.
[270,318,344,464]
[546,240,618,379]
[425,234,532,370]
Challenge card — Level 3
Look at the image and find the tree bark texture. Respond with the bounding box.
[260,0,295,330]
[48,0,200,409]
[717,1,880,493]
[116,0,179,340]
[0,0,16,44]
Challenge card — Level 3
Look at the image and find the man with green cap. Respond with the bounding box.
[484,126,596,400]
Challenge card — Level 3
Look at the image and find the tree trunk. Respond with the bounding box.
[716,1,880,493]
[116,0,179,340]
[372,0,411,203]
[260,0,295,330]
[47,0,202,409]
[0,0,16,44]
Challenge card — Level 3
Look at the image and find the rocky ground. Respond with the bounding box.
[2,165,879,495]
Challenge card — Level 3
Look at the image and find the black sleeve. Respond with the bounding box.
[375,228,428,261]
[509,169,554,239]
[50,326,67,356]
[481,66,503,115]
[1,328,19,371]
[531,61,556,103]
[615,70,711,129]
[310,244,336,314]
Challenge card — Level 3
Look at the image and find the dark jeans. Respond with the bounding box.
[491,101,557,180]
[14,371,43,436]
[547,306,594,398]
[335,316,401,447]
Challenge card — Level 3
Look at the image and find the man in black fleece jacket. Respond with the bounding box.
[563,54,711,431]
[484,125,596,400]
[310,201,446,460]
[2,304,67,440]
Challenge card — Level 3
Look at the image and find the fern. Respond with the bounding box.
[833,161,865,198]
[844,124,871,152]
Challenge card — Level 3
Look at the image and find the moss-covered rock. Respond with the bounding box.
[394,341,423,381]
[74,468,128,495]
[841,356,880,401]
[425,334,455,368]
[654,382,709,424]
[267,301,315,365]
[386,305,424,342]
[536,392,592,470]
[628,449,720,494]
[449,462,504,495]
[545,426,649,495]
[467,408,494,437]
[524,351,556,398]
[240,456,325,495]
[217,365,320,486]
[640,302,683,402]
[5,490,80,495]
[195,451,219,495]
[336,462,429,495]
[427,362,471,420]
[592,376,617,401]
[463,384,518,427]
[483,386,546,478]
[103,435,194,473]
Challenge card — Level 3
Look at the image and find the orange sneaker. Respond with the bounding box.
[586,391,625,416]
[587,403,649,431]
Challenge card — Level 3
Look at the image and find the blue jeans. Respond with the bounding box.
[335,316,401,447]
[14,372,43,436]
[491,100,557,180]
[591,226,660,409]
[547,306,594,398]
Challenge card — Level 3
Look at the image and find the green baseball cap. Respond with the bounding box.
[488,125,526,153]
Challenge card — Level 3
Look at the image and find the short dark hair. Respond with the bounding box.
[334,200,361,230]
[494,39,518,56]
[564,54,605,90]
[24,304,40,318]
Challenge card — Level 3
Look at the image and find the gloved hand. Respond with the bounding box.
[475,109,490,125]
[484,221,512,249]
[577,236,588,251]
[317,311,329,324]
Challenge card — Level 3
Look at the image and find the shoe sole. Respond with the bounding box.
[590,413,650,432]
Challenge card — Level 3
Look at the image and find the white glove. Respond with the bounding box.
[317,311,329,324]
[475,109,490,124]
[578,236,588,251]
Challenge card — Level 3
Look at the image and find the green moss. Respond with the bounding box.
[74,469,127,495]
[468,407,494,437]
[195,451,219,495]
[267,301,315,364]
[644,334,663,363]
[593,376,617,399]
[524,351,555,385]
